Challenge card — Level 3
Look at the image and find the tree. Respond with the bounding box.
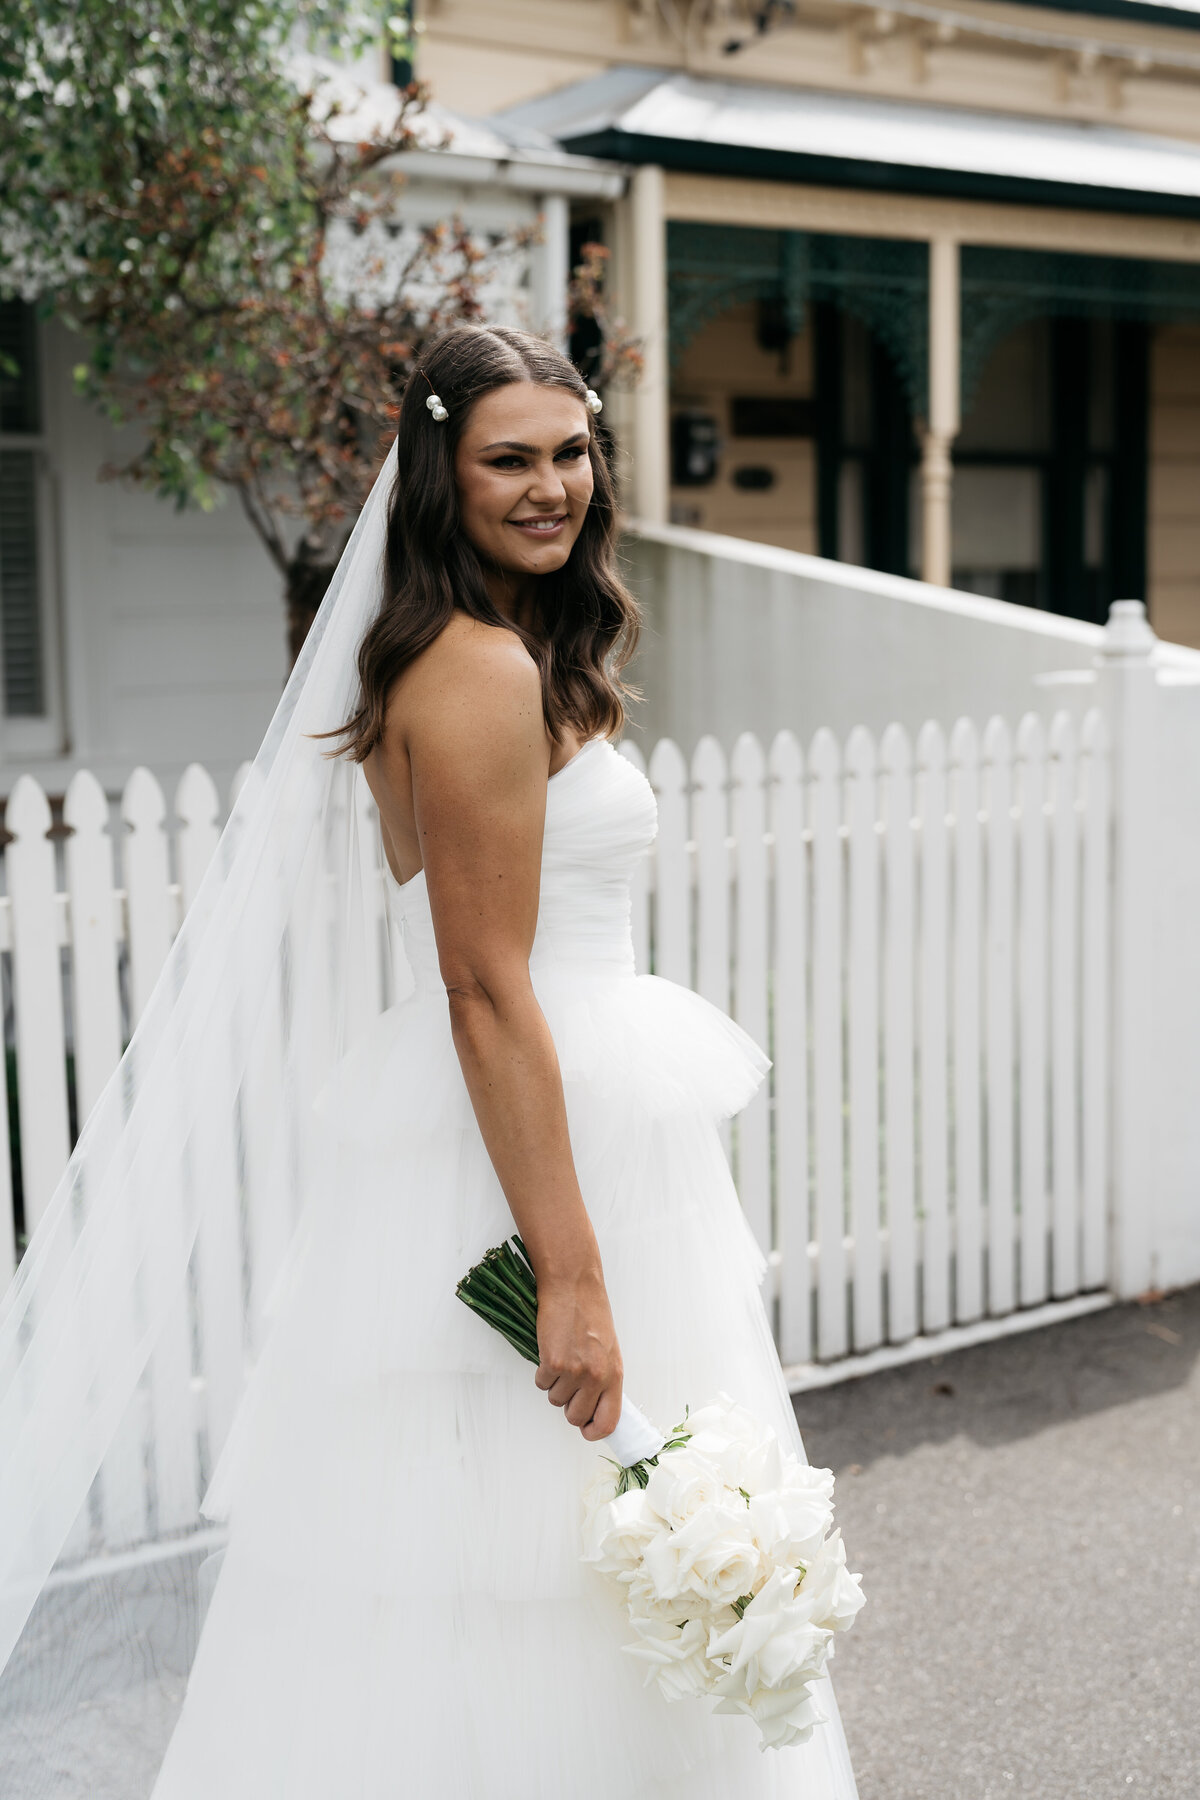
[0,0,640,657]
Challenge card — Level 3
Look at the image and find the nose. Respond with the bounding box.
[524,455,568,508]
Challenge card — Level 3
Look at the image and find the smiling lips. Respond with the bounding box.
[508,515,567,535]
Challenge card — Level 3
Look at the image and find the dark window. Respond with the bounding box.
[0,299,45,716]
[0,300,39,433]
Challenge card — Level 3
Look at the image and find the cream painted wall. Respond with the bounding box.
[669,303,817,555]
[20,322,288,797]
[419,0,1200,144]
[1149,324,1200,652]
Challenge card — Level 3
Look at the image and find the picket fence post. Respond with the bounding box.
[1097,601,1160,1297]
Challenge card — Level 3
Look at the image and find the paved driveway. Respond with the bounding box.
[795,1286,1200,1800]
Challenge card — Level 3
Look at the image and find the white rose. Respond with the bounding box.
[790,1530,866,1634]
[581,1487,661,1576]
[680,1397,777,1490]
[706,1565,834,1698]
[622,1615,717,1702]
[714,1676,827,1751]
[623,1567,697,1628]
[747,1475,834,1564]
[582,1462,619,1511]
[683,1394,773,1450]
[641,1501,767,1607]
[643,1445,734,1529]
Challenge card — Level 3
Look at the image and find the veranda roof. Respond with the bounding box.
[492,68,1200,219]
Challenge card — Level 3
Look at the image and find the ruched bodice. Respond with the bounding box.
[385,738,657,991]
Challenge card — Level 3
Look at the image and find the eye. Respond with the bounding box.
[489,454,526,470]
[556,445,588,463]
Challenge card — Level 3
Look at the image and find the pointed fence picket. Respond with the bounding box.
[1080,713,1110,1293]
[731,734,770,1261]
[1016,715,1050,1308]
[1,710,1114,1559]
[769,730,810,1367]
[845,727,881,1353]
[983,717,1017,1317]
[917,722,951,1336]
[881,724,918,1345]
[810,728,847,1362]
[949,720,984,1326]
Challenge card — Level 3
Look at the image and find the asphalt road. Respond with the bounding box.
[795,1286,1200,1800]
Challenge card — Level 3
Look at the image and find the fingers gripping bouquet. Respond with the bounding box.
[457,1239,865,1752]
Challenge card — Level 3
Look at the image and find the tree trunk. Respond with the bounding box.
[285,542,339,665]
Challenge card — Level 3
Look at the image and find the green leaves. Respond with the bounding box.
[0,1,638,650]
[610,1414,694,1495]
[0,0,508,621]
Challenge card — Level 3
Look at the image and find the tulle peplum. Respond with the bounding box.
[150,739,859,1800]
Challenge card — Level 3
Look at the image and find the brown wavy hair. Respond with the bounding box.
[332,324,641,762]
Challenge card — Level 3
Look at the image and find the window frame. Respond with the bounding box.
[0,308,65,758]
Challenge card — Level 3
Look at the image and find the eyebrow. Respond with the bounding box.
[480,433,588,454]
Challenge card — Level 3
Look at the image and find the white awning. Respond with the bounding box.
[494,68,1200,212]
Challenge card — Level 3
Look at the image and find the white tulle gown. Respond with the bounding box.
[149,737,859,1800]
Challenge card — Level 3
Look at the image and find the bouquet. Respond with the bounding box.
[457,1237,865,1751]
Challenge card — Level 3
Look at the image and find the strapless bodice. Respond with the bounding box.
[384,738,658,992]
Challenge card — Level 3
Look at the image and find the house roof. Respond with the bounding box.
[1001,0,1200,29]
[493,67,1200,219]
[291,52,626,198]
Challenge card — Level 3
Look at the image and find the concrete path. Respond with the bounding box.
[795,1286,1200,1800]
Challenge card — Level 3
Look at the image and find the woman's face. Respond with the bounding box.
[454,381,595,587]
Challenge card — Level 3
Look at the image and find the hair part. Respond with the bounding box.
[332,324,641,763]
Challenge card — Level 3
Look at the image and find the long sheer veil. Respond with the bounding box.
[0,436,402,1796]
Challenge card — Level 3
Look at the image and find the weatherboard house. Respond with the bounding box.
[4,0,1200,788]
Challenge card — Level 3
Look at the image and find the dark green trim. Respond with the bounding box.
[1111,320,1149,602]
[1045,318,1091,618]
[865,334,913,577]
[996,0,1200,30]
[564,129,1200,222]
[813,301,841,560]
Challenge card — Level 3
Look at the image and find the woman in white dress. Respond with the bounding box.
[0,326,858,1798]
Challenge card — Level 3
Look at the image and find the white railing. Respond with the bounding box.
[2,715,1110,1372]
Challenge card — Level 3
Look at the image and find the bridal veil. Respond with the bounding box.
[0,436,402,1795]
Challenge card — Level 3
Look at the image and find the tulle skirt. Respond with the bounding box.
[149,970,859,1799]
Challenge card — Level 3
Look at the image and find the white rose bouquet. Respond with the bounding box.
[457,1237,865,1752]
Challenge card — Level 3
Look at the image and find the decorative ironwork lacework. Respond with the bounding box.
[960,246,1200,407]
[667,221,929,409]
[668,224,1200,416]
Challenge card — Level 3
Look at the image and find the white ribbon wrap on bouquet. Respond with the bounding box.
[600,1397,666,1468]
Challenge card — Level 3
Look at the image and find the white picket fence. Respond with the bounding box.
[2,713,1110,1372]
[623,714,1110,1369]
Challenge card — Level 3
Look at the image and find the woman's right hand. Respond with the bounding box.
[534,1266,624,1441]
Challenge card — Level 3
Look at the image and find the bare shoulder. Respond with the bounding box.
[385,613,546,780]
[416,612,538,699]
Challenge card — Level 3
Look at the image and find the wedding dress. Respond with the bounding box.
[146,735,859,1800]
[0,436,857,1797]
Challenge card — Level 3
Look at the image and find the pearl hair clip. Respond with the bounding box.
[585,388,603,415]
[425,393,449,423]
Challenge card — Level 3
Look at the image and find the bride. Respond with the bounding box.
[0,325,857,1798]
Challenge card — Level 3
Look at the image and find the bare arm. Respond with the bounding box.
[379,618,622,1440]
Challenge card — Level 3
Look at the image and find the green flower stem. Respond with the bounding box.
[457,1237,544,1364]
